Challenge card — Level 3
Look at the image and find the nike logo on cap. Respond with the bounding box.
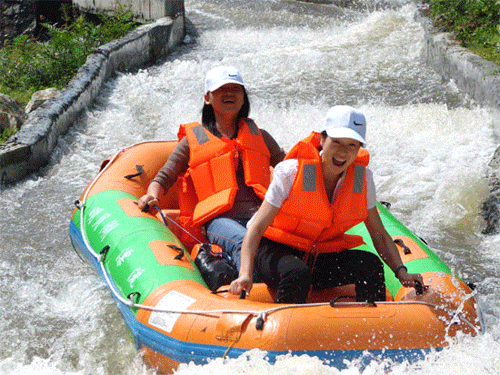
[353,121,363,126]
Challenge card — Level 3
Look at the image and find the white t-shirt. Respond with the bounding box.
[265,159,376,209]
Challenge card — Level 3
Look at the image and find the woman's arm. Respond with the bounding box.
[137,181,166,210]
[228,201,280,296]
[261,129,286,167]
[137,137,190,211]
[365,207,424,288]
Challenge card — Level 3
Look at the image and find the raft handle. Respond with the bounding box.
[329,295,357,307]
[380,201,391,209]
[168,244,185,260]
[239,290,247,300]
[394,238,411,255]
[212,289,229,294]
[124,164,144,180]
[128,292,141,304]
[415,280,424,295]
[256,312,266,330]
[209,289,248,299]
[329,296,377,307]
[74,199,83,209]
[256,317,264,330]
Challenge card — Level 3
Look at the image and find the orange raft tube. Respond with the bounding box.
[69,141,484,374]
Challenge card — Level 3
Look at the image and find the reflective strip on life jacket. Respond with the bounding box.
[192,125,210,144]
[353,165,365,193]
[302,164,316,192]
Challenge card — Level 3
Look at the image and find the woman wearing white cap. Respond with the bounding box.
[229,105,423,303]
[138,66,285,286]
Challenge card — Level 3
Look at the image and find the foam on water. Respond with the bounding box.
[171,333,500,374]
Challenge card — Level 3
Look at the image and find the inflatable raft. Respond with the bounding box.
[69,141,484,373]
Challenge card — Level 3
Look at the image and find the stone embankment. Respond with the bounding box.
[418,12,500,113]
[0,9,185,186]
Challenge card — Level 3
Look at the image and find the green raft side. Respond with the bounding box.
[346,202,452,297]
[71,190,207,308]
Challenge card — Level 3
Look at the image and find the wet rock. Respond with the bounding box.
[0,93,27,132]
[25,88,60,113]
[482,146,500,234]
[482,195,500,235]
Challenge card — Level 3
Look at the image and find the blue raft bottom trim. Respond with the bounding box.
[69,220,439,371]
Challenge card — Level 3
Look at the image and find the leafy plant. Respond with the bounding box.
[0,7,137,105]
[0,126,17,144]
[428,0,500,65]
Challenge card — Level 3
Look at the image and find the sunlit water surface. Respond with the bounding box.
[1,0,500,374]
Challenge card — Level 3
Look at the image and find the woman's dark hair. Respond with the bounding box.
[201,87,250,136]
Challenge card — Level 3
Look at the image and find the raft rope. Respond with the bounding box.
[75,143,481,335]
[152,205,203,245]
[222,341,236,358]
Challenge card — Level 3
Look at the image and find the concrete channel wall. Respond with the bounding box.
[1,2,499,186]
[73,0,183,23]
[418,12,500,115]
[0,0,185,186]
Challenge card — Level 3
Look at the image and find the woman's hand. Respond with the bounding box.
[397,267,424,290]
[137,181,164,211]
[229,274,253,297]
[137,194,159,211]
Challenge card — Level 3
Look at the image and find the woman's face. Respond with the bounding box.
[204,83,245,115]
[320,136,361,176]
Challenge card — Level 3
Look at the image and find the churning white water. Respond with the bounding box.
[1,0,500,374]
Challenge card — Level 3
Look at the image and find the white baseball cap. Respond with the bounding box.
[205,66,244,93]
[320,105,367,145]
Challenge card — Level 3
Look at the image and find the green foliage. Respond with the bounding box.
[428,0,500,65]
[0,126,17,144]
[0,7,137,105]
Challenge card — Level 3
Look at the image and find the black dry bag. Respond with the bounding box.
[194,243,238,291]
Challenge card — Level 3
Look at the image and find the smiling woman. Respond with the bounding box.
[204,83,246,137]
[136,65,286,283]
[321,137,361,189]
[229,105,424,304]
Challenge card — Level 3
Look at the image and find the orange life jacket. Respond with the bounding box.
[263,131,369,253]
[177,119,271,244]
